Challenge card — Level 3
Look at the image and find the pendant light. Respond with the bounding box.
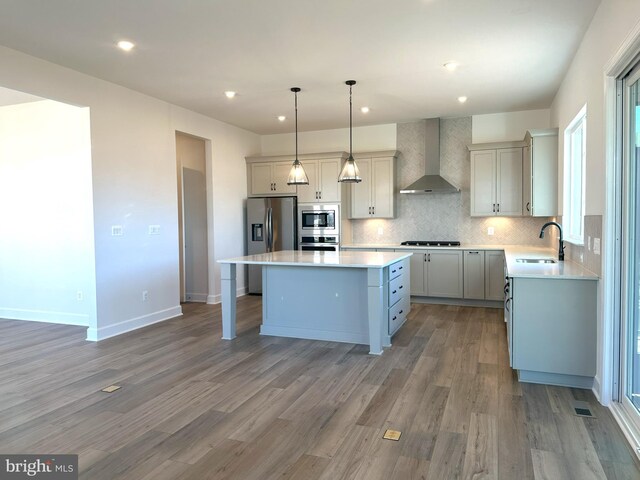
[286,87,309,185]
[338,80,362,183]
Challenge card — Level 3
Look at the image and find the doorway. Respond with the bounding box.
[619,60,640,434]
[176,132,209,303]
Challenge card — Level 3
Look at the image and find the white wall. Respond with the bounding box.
[551,0,640,216]
[0,45,260,340]
[550,0,640,404]
[0,100,96,327]
[260,123,396,155]
[472,109,551,143]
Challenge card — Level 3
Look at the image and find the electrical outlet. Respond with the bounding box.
[76,291,83,301]
[487,227,495,236]
[587,236,591,251]
[142,290,149,302]
[111,225,123,236]
[593,238,601,255]
[377,226,384,236]
[148,225,160,235]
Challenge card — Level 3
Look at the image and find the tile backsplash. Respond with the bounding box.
[557,215,602,276]
[351,118,555,247]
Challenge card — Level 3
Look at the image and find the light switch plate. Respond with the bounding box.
[148,225,161,235]
[111,225,123,236]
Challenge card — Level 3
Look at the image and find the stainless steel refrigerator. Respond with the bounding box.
[246,196,297,294]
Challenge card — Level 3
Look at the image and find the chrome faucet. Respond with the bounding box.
[539,221,565,261]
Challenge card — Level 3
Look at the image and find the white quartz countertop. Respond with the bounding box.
[219,250,412,268]
[341,244,599,280]
[503,246,598,280]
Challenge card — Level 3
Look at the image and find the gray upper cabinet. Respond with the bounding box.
[246,152,346,199]
[469,142,524,217]
[347,151,398,219]
[523,129,558,217]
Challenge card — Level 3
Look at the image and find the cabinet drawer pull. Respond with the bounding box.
[399,266,403,270]
[392,316,397,321]
[392,290,397,294]
[526,201,530,212]
[392,269,397,273]
[399,310,403,314]
[399,285,403,289]
[468,251,479,254]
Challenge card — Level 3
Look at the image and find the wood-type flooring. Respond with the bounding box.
[0,297,638,479]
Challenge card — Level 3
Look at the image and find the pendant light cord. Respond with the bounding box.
[295,89,298,161]
[349,84,353,157]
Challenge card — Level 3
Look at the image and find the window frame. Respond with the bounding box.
[563,105,587,245]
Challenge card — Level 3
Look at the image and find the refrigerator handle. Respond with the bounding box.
[266,208,273,252]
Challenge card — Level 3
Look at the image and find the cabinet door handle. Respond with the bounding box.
[468,251,479,254]
[319,191,322,199]
[428,253,431,262]
[373,206,375,215]
[505,297,512,312]
[497,204,500,212]
[526,201,530,212]
[424,254,427,262]
[492,203,495,213]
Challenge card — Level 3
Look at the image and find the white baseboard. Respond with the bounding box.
[208,286,247,305]
[0,307,89,326]
[185,293,208,303]
[592,375,603,404]
[86,306,182,341]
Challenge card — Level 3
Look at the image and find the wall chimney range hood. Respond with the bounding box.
[400,118,460,194]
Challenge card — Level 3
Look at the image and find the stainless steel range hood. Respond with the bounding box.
[400,118,460,194]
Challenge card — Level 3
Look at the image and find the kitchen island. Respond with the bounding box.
[218,250,411,354]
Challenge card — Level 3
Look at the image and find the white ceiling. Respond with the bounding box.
[0,0,600,134]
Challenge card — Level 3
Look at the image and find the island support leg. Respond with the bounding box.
[367,268,384,355]
[221,263,237,340]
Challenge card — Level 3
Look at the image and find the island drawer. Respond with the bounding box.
[389,295,410,335]
[389,273,407,307]
[389,258,408,280]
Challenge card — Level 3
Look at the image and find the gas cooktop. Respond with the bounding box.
[400,241,461,247]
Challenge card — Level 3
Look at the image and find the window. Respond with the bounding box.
[563,105,587,244]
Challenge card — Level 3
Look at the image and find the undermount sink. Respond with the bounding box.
[516,258,557,264]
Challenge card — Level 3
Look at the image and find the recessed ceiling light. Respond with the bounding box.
[117,40,135,52]
[458,96,468,103]
[360,107,370,114]
[224,91,237,99]
[277,115,286,122]
[444,62,459,71]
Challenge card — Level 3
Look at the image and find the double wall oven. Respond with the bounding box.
[297,204,340,252]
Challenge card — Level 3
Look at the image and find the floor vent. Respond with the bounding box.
[572,400,595,418]
[574,407,593,417]
[383,429,402,441]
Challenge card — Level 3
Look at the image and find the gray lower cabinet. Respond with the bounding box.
[507,276,597,388]
[464,250,504,301]
[463,251,485,299]
[387,257,410,337]
[485,251,505,301]
[401,250,463,298]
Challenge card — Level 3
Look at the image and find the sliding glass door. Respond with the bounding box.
[621,65,640,423]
